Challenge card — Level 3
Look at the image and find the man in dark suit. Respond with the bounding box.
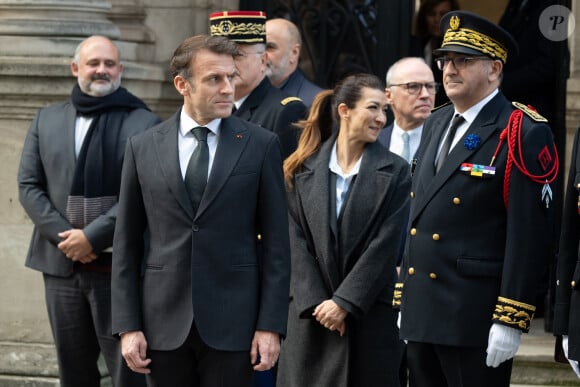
[394,11,559,387]
[379,56,436,387]
[17,35,160,387]
[378,57,436,163]
[210,11,307,159]
[265,18,324,109]
[111,34,291,387]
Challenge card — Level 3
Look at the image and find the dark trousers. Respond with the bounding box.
[43,272,144,387]
[146,322,253,387]
[407,341,512,387]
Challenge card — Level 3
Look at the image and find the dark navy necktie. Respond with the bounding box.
[436,114,464,173]
[184,126,209,212]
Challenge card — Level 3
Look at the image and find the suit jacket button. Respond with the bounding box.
[453,197,461,205]
[192,225,199,231]
[408,267,415,275]
[429,272,437,279]
[432,233,440,241]
[410,228,417,236]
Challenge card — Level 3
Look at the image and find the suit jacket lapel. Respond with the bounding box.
[412,93,508,222]
[340,141,392,259]
[196,117,248,217]
[295,135,342,290]
[67,104,79,166]
[154,111,195,218]
[413,109,452,198]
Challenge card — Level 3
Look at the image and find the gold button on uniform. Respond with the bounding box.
[410,228,417,236]
[572,281,576,288]
[453,197,461,205]
[429,273,437,279]
[432,233,440,241]
[408,267,415,275]
[410,192,415,199]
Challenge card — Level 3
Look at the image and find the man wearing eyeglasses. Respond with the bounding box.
[210,11,307,159]
[379,56,437,387]
[379,57,437,164]
[394,11,558,387]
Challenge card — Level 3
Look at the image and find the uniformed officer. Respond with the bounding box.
[554,127,580,378]
[265,18,323,109]
[209,11,307,159]
[394,10,558,387]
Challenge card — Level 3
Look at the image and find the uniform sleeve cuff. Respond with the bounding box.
[492,296,535,332]
[392,282,403,308]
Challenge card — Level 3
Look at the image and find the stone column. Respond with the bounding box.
[0,0,119,58]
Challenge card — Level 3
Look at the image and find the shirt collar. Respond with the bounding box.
[456,88,498,126]
[329,140,362,178]
[392,121,424,140]
[179,107,221,137]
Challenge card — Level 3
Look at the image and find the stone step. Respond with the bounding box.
[0,341,111,387]
[2,322,580,387]
[511,318,580,386]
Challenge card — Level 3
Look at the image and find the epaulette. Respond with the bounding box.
[281,96,302,106]
[512,101,548,122]
[431,101,452,112]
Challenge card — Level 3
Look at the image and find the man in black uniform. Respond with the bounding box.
[394,11,559,387]
[210,11,307,159]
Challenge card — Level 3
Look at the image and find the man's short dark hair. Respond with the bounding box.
[169,34,239,79]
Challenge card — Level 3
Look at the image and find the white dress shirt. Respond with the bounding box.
[178,108,220,180]
[329,140,362,218]
[389,122,423,162]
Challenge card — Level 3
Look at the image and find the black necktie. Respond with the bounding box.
[184,126,209,212]
[436,114,465,173]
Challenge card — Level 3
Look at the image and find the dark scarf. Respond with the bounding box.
[67,84,149,229]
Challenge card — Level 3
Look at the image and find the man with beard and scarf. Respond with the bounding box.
[17,35,160,387]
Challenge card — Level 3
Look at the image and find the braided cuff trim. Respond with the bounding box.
[492,296,535,332]
[392,282,403,307]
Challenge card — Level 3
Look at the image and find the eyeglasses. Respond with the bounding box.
[388,82,440,95]
[435,56,492,71]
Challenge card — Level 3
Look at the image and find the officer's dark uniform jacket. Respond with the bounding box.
[394,91,557,347]
[555,127,580,360]
[235,77,306,159]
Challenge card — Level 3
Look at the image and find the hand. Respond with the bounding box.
[562,335,580,378]
[121,331,151,374]
[313,300,347,336]
[58,229,94,261]
[486,323,521,368]
[77,252,98,264]
[251,330,280,371]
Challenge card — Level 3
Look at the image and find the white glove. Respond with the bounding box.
[486,323,521,368]
[396,311,407,344]
[562,335,580,378]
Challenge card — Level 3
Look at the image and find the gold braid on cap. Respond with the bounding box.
[442,27,508,63]
[210,20,266,43]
